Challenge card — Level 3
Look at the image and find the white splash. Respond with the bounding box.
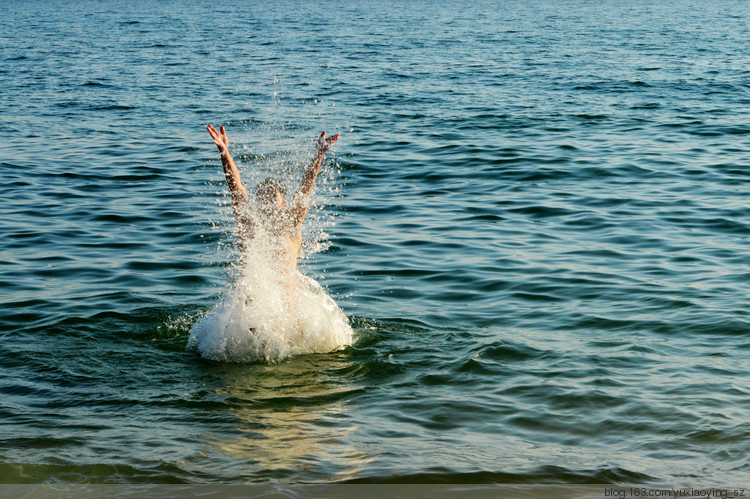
[188,258,352,363]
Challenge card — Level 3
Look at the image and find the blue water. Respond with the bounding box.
[2,0,750,484]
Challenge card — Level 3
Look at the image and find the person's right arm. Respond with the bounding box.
[289,131,339,228]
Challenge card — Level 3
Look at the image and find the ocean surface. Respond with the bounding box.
[2,0,750,485]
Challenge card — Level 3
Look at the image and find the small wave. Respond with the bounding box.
[81,81,113,88]
[343,465,654,484]
[88,104,137,111]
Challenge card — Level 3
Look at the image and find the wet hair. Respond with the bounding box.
[255,177,287,200]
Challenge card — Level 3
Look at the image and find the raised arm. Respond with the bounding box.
[289,131,339,227]
[207,124,249,220]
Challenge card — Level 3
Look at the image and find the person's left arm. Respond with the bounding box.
[207,124,250,221]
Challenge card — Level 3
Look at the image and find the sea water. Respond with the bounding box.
[1,0,750,485]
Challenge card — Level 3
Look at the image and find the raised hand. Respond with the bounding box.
[206,123,249,208]
[315,130,340,155]
[207,124,230,155]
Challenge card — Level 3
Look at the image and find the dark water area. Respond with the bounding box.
[2,0,750,484]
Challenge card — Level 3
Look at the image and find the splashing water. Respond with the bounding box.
[188,133,353,363]
[187,265,353,363]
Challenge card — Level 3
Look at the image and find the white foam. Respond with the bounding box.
[188,209,353,364]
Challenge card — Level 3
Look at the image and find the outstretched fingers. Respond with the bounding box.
[207,124,228,150]
[207,124,223,143]
[316,130,340,153]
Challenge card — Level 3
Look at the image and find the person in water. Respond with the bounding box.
[205,124,339,277]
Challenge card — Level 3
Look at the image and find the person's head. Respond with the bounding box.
[255,177,287,215]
